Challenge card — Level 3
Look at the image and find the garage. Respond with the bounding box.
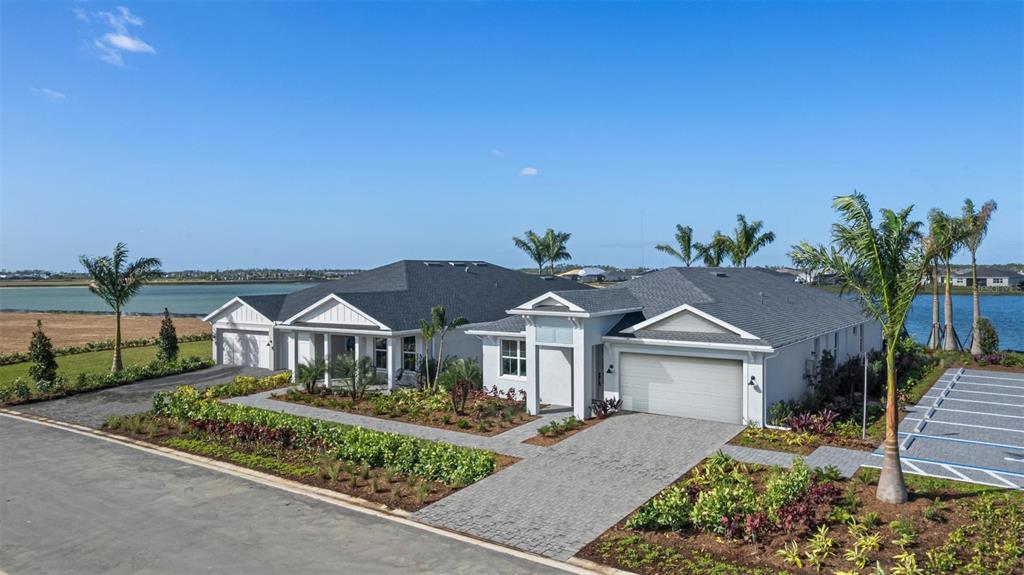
[618,353,743,423]
[218,329,270,368]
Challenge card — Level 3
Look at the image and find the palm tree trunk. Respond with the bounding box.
[876,345,908,503]
[927,261,940,349]
[970,252,982,355]
[434,335,445,388]
[111,307,123,373]
[942,261,959,351]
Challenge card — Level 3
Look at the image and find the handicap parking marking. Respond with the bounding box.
[898,431,1024,452]
[923,408,1024,433]
[902,416,1024,435]
[928,387,1024,402]
[923,396,1024,416]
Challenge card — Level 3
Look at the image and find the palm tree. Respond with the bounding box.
[296,358,327,393]
[513,230,548,274]
[436,357,483,414]
[429,305,468,385]
[921,225,941,350]
[656,225,698,266]
[329,354,377,400]
[419,318,437,390]
[960,199,998,355]
[542,229,572,275]
[928,209,963,351]
[718,214,776,267]
[789,193,928,504]
[79,243,162,373]
[696,232,729,266]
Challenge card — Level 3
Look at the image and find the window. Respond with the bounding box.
[500,339,527,377]
[373,338,388,369]
[402,336,417,371]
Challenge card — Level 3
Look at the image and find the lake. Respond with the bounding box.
[1,283,1021,350]
[0,283,319,316]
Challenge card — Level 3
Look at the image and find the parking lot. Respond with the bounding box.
[869,367,1024,489]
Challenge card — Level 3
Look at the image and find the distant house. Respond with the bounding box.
[557,267,607,283]
[932,267,1023,289]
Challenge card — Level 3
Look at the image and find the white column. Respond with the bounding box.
[353,336,363,361]
[323,334,332,388]
[386,337,395,390]
[289,332,298,383]
[571,318,589,420]
[211,327,219,364]
[525,317,540,415]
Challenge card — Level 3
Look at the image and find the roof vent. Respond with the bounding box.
[714,272,728,278]
[473,262,488,267]
[424,261,442,266]
[541,276,555,281]
[758,291,765,304]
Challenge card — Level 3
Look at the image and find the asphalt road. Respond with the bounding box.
[0,416,569,575]
[13,365,272,428]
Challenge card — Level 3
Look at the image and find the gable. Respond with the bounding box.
[208,300,271,326]
[644,310,728,334]
[293,297,381,327]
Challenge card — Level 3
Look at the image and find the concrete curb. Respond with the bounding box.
[0,408,602,575]
[567,557,641,575]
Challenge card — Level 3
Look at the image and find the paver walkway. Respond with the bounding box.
[413,413,742,560]
[721,444,874,477]
[227,390,570,458]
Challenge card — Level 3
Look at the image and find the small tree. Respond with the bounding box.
[977,317,999,355]
[28,320,58,384]
[296,358,327,394]
[156,308,179,362]
[329,354,378,400]
[437,358,482,415]
[430,306,468,385]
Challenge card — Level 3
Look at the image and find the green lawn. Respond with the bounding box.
[0,340,212,385]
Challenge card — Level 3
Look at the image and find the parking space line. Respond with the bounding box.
[985,470,1020,489]
[903,368,961,451]
[902,417,1024,435]
[904,460,926,475]
[921,396,1024,409]
[955,381,1024,391]
[926,388,1024,399]
[960,373,1024,382]
[942,464,971,482]
[862,461,1007,489]
[879,452,1024,479]
[897,431,1024,451]
[931,407,1024,420]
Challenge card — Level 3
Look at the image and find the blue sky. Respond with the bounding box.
[2,2,1021,271]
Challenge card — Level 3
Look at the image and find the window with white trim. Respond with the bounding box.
[500,339,527,377]
[373,338,388,369]
[402,336,417,371]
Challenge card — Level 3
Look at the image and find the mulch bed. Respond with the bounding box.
[272,391,537,437]
[522,416,607,446]
[729,427,877,455]
[577,464,1011,575]
[104,415,517,513]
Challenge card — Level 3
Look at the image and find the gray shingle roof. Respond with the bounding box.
[464,315,526,334]
[550,288,642,313]
[600,268,872,348]
[625,329,769,347]
[236,261,589,331]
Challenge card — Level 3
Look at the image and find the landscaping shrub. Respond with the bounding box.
[200,371,293,400]
[537,416,582,437]
[156,308,179,362]
[690,483,757,536]
[626,485,693,531]
[976,316,999,355]
[761,458,812,519]
[591,397,623,418]
[152,385,497,486]
[27,320,58,384]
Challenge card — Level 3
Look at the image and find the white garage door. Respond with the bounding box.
[618,353,743,423]
[219,330,270,368]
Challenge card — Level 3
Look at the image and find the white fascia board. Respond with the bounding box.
[202,297,273,324]
[506,307,642,319]
[603,335,774,353]
[515,292,585,312]
[282,293,390,329]
[465,329,527,337]
[276,324,416,337]
[623,303,760,340]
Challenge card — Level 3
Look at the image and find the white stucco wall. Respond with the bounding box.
[479,335,528,395]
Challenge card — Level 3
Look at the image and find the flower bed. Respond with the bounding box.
[272,386,535,437]
[152,385,501,487]
[579,452,1024,575]
[730,425,878,455]
[103,412,470,511]
[0,355,213,406]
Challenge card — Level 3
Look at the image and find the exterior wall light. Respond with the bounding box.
[748,376,757,387]
[606,364,614,374]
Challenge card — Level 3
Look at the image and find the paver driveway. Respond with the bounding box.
[13,365,271,428]
[413,412,742,560]
[869,367,1024,489]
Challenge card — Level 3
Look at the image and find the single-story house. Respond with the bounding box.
[557,267,608,283]
[467,267,882,425]
[931,267,1024,289]
[206,261,882,427]
[202,260,588,387]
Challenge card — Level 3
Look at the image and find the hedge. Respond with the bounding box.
[152,385,497,486]
[0,333,212,366]
[0,356,214,406]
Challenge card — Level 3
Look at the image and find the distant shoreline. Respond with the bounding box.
[0,278,324,288]
[814,285,1024,297]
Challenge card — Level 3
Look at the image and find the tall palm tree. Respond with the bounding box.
[542,228,572,275]
[960,199,998,355]
[79,243,162,373]
[696,232,729,266]
[419,318,437,390]
[429,305,468,385]
[718,214,776,267]
[789,193,927,504]
[921,218,942,350]
[928,209,963,351]
[655,225,698,266]
[513,230,547,274]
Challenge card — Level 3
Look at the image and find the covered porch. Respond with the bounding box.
[275,324,422,390]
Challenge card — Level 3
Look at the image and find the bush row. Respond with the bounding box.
[152,385,497,486]
[0,332,212,366]
[0,356,214,406]
[200,371,294,400]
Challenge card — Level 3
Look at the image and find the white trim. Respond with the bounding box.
[276,325,416,337]
[622,304,759,340]
[507,308,642,319]
[202,297,273,324]
[516,292,584,312]
[282,294,390,329]
[603,335,774,353]
[465,329,527,337]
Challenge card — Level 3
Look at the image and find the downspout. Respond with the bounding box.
[760,348,782,429]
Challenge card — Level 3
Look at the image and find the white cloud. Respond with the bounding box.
[492,149,505,158]
[78,6,155,66]
[33,88,67,102]
[520,166,539,177]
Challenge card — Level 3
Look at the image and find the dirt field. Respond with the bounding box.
[0,312,210,354]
